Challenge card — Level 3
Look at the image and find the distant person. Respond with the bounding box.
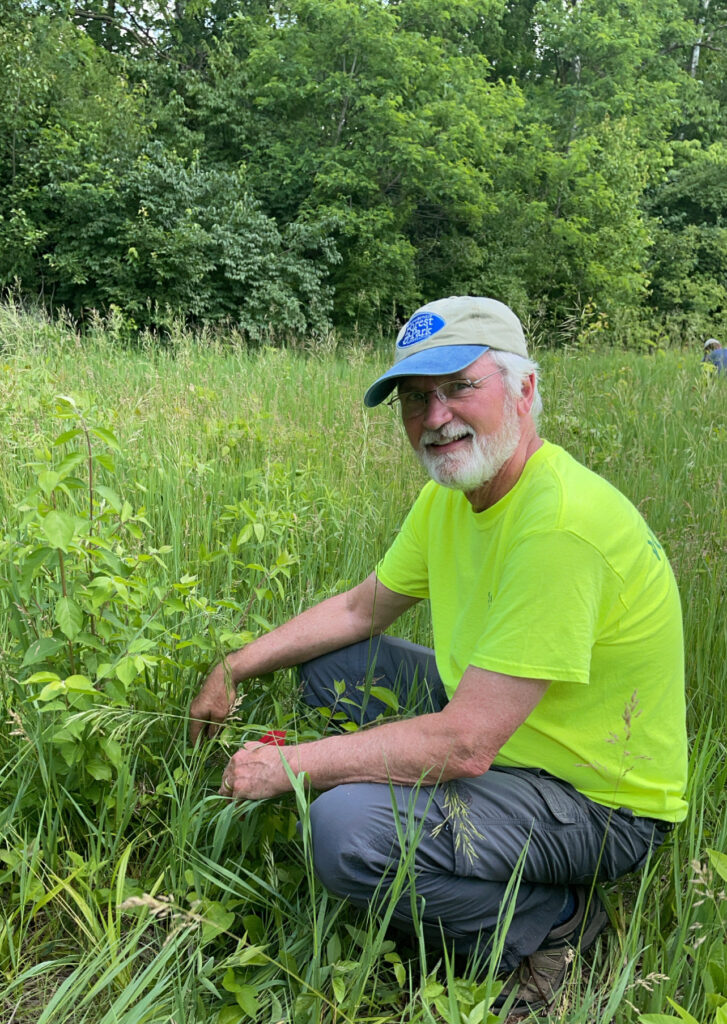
[191,297,687,1015]
[702,338,727,372]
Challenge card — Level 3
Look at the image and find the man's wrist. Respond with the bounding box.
[218,650,248,691]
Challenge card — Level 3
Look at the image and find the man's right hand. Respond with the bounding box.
[189,662,237,744]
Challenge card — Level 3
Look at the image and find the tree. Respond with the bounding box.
[0,9,147,293]
[646,140,727,319]
[179,0,524,325]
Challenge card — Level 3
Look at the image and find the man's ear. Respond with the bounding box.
[516,372,537,415]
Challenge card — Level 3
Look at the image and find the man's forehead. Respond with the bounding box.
[399,352,493,389]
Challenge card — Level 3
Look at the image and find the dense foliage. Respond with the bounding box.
[2,0,727,338]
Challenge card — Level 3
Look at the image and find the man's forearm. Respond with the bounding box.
[220,669,549,799]
[223,709,482,800]
[218,589,381,686]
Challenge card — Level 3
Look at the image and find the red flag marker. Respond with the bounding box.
[259,729,287,746]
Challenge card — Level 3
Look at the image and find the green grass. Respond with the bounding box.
[0,306,725,1023]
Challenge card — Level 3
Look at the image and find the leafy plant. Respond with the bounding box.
[0,393,299,814]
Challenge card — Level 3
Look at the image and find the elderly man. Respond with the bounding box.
[702,338,727,372]
[190,297,687,1012]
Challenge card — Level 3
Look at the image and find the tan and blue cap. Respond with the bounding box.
[364,296,529,407]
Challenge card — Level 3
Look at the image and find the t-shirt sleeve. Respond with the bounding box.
[376,495,431,600]
[468,528,622,683]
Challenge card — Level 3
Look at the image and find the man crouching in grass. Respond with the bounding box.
[191,297,687,1015]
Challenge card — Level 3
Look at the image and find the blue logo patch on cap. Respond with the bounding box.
[397,312,446,349]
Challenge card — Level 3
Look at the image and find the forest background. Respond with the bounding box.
[2,0,727,345]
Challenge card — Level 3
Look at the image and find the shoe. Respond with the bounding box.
[540,886,608,952]
[494,888,609,1016]
[494,947,570,1016]
[495,946,569,1019]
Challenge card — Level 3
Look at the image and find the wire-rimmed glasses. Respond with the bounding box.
[385,370,501,419]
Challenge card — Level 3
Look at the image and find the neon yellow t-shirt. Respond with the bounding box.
[376,442,687,822]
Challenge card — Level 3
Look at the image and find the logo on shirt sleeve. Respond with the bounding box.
[646,528,663,561]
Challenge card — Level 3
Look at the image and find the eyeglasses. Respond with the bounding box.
[386,370,502,419]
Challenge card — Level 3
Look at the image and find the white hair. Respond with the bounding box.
[487,350,542,423]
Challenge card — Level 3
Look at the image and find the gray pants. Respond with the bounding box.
[300,636,668,971]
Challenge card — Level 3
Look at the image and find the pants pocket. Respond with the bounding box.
[497,767,586,825]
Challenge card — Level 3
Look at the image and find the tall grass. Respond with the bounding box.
[0,308,725,1023]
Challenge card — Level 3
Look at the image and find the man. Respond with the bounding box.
[190,297,687,1013]
[702,337,727,372]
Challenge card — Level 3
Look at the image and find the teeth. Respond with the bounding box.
[432,433,467,445]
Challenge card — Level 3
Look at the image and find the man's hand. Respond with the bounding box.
[219,741,295,800]
[189,662,237,744]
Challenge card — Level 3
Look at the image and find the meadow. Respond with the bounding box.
[0,305,725,1024]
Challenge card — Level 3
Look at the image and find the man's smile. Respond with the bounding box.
[421,425,475,453]
[427,435,471,455]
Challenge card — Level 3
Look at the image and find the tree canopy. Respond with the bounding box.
[2,0,727,340]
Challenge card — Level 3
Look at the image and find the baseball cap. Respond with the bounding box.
[704,338,720,349]
[364,296,529,407]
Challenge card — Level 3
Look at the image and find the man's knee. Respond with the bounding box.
[309,784,401,900]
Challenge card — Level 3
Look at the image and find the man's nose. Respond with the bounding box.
[421,392,453,430]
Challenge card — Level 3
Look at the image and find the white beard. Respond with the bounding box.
[415,399,521,491]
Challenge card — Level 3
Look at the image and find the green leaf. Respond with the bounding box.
[90,426,122,451]
[422,979,445,1000]
[327,933,341,963]
[41,510,77,551]
[55,596,83,639]
[229,945,268,968]
[37,681,67,701]
[638,1016,681,1023]
[24,671,61,684]
[115,658,140,687]
[703,936,727,1006]
[95,485,122,512]
[56,453,86,478]
[236,524,253,546]
[222,969,243,994]
[368,686,400,711]
[344,924,369,948]
[22,637,65,668]
[103,678,128,704]
[99,736,123,768]
[54,428,82,445]
[128,637,155,654]
[707,848,727,884]
[64,675,97,693]
[200,902,235,944]
[38,470,61,496]
[52,718,85,741]
[36,701,66,714]
[86,759,113,781]
[217,1007,243,1024]
[20,546,55,580]
[241,915,265,943]
[665,998,701,1024]
[332,976,345,1003]
[235,985,260,1017]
